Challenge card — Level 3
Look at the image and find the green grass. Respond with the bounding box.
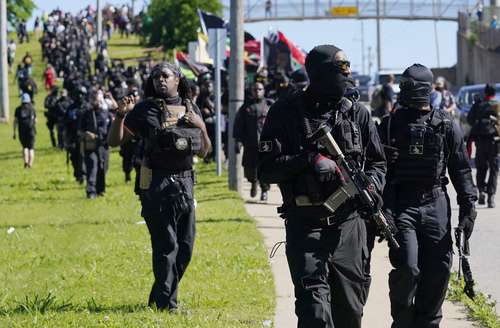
[0,34,274,327]
[448,273,500,328]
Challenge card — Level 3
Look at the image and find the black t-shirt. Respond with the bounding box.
[15,104,36,134]
[124,97,202,171]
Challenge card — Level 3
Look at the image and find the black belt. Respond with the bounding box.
[396,185,444,203]
[152,169,193,178]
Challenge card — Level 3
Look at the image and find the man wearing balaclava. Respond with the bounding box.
[257,45,386,328]
[378,64,477,327]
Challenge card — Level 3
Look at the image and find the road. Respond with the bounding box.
[448,170,500,315]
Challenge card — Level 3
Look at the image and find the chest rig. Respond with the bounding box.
[388,109,450,186]
[144,98,202,169]
[301,98,363,160]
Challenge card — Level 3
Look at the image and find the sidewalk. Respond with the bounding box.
[243,183,476,328]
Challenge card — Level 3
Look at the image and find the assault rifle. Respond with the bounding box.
[308,124,400,250]
[455,227,475,299]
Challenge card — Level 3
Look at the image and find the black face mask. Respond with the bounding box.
[309,64,352,103]
[399,80,432,108]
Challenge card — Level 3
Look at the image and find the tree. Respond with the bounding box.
[7,0,36,27]
[145,0,222,51]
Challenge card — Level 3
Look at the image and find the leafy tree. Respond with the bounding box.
[145,0,222,51]
[7,0,36,27]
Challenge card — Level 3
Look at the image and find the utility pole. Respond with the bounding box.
[228,0,244,192]
[96,0,103,43]
[131,0,136,16]
[0,0,9,123]
[376,0,382,72]
[361,20,366,75]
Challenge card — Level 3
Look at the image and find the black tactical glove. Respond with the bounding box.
[310,153,340,182]
[458,206,477,240]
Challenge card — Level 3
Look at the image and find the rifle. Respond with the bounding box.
[308,124,400,250]
[454,227,475,299]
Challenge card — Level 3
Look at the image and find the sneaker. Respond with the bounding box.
[260,191,268,202]
[488,194,495,208]
[250,182,258,198]
[478,192,486,205]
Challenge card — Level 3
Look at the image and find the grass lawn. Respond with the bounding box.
[0,34,275,327]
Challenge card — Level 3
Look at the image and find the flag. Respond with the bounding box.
[197,9,227,35]
[262,31,306,75]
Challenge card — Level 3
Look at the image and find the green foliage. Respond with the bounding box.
[7,0,36,27]
[0,34,274,327]
[144,0,223,50]
[448,273,500,328]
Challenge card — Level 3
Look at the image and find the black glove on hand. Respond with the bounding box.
[310,153,340,182]
[458,206,477,240]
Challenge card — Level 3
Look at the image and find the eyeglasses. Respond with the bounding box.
[334,60,351,72]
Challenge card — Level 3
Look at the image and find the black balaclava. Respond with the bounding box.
[399,64,433,108]
[305,44,352,104]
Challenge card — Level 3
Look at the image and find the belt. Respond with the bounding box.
[396,185,444,203]
[152,169,193,178]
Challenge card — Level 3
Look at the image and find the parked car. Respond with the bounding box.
[456,83,500,137]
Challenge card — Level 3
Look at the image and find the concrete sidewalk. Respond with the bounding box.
[243,183,476,328]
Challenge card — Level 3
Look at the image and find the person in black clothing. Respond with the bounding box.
[375,74,395,118]
[196,79,216,161]
[119,87,142,182]
[64,86,90,183]
[55,89,72,149]
[108,62,211,311]
[258,45,386,328]
[44,86,60,147]
[378,64,477,328]
[78,96,113,199]
[467,84,499,208]
[13,94,37,168]
[234,82,273,201]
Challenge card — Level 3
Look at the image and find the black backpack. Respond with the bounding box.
[18,105,35,129]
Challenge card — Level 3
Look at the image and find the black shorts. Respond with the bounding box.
[19,131,35,149]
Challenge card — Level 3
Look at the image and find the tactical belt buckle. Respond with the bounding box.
[324,216,335,226]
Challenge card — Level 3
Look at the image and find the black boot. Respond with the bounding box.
[488,194,495,208]
[125,171,131,182]
[478,192,486,205]
[250,182,258,198]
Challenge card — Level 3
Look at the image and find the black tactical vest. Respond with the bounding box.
[389,109,449,186]
[144,98,202,171]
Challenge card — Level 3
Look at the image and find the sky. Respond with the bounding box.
[26,1,458,75]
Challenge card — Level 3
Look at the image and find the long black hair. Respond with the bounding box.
[143,62,192,101]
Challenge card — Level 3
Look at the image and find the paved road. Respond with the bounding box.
[243,182,476,327]
[448,170,500,315]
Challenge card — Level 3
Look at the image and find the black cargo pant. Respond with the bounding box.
[84,147,109,196]
[140,172,196,310]
[68,145,85,181]
[389,188,452,328]
[475,137,499,196]
[285,214,371,328]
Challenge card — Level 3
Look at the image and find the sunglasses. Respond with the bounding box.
[334,60,351,72]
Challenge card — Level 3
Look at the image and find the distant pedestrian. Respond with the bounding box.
[431,76,456,114]
[13,94,37,168]
[7,40,16,72]
[44,64,57,91]
[234,82,273,201]
[265,0,272,18]
[467,83,499,208]
[491,15,497,29]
